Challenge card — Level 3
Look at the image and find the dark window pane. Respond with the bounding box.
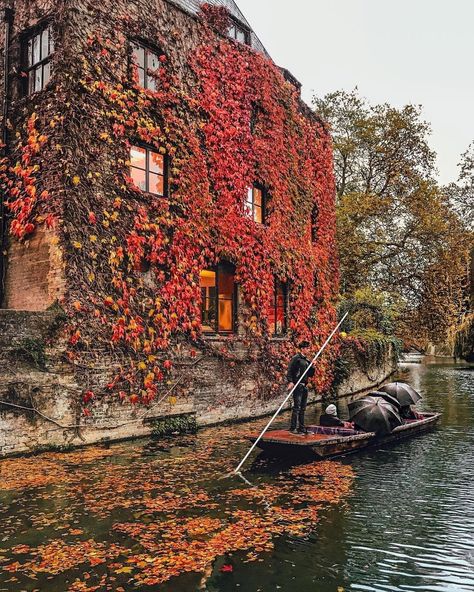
[229,25,236,39]
[131,167,147,191]
[219,267,234,299]
[130,146,146,170]
[149,173,164,196]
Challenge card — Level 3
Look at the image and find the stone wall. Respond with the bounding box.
[0,310,396,457]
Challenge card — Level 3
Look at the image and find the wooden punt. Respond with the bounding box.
[248,413,441,458]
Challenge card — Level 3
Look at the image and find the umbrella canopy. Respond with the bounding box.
[349,396,402,436]
[370,390,402,409]
[379,382,422,407]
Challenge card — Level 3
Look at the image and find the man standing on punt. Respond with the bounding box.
[287,341,315,434]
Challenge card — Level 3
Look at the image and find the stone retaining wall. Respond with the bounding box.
[0,310,397,457]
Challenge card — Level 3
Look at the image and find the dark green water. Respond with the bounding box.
[0,361,473,591]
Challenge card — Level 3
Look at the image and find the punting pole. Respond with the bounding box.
[232,312,349,476]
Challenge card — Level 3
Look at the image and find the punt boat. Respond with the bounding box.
[248,413,441,459]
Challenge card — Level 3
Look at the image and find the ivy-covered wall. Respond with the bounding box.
[0,0,339,422]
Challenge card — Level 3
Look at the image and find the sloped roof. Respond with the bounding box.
[170,0,269,56]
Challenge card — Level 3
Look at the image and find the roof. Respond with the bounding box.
[169,0,269,56]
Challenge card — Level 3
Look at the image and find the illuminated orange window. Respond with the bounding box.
[245,186,266,224]
[268,279,288,336]
[130,145,167,196]
[200,263,236,333]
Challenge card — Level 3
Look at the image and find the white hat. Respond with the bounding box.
[326,404,337,416]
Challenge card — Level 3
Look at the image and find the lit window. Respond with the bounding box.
[131,41,161,91]
[130,145,167,196]
[268,280,288,336]
[200,263,236,333]
[245,186,265,224]
[228,21,250,45]
[22,24,54,95]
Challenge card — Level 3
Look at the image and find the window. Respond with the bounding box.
[130,145,167,196]
[131,41,161,91]
[200,263,237,333]
[245,186,266,224]
[22,23,54,95]
[268,279,288,336]
[228,20,250,45]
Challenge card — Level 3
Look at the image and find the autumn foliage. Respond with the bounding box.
[0,4,338,409]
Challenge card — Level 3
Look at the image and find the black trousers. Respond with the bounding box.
[290,385,308,431]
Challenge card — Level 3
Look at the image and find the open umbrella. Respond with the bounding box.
[379,382,422,407]
[370,390,402,409]
[349,396,402,436]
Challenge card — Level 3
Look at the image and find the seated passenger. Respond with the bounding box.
[320,404,345,427]
[400,405,421,420]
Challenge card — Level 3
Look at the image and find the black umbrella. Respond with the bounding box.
[370,390,402,410]
[379,382,422,407]
[349,396,402,436]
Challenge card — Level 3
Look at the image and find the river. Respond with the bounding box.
[0,360,473,591]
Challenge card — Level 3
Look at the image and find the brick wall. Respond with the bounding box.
[0,309,397,457]
[3,227,65,310]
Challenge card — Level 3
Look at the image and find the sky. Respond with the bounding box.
[236,0,474,185]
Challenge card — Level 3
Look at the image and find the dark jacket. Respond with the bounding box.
[287,353,315,386]
[320,413,345,427]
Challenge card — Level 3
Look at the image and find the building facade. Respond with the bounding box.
[0,0,340,452]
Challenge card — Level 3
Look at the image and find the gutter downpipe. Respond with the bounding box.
[0,6,13,306]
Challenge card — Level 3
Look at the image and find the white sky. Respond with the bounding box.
[237,0,474,185]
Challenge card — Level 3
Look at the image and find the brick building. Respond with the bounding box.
[0,0,342,453]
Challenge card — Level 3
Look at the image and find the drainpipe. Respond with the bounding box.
[0,6,13,306]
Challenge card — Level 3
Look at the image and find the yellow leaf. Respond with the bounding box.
[72,175,80,186]
[72,241,82,249]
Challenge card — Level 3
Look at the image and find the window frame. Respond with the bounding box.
[269,279,288,337]
[245,184,267,225]
[200,262,238,335]
[20,21,54,96]
[228,18,251,46]
[129,142,169,198]
[129,39,162,91]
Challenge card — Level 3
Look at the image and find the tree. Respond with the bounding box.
[314,89,472,347]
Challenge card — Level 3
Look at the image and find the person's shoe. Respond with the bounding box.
[289,429,299,434]
[297,428,308,435]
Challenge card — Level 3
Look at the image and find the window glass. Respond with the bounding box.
[218,266,235,332]
[32,34,40,64]
[200,270,217,333]
[149,173,164,196]
[132,44,145,68]
[146,75,157,92]
[43,62,51,86]
[150,152,164,175]
[130,146,146,170]
[41,28,49,60]
[131,167,147,192]
[236,28,247,43]
[148,51,160,71]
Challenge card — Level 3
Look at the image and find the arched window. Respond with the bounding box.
[200,262,237,334]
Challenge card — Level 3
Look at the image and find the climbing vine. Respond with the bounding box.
[0,3,339,411]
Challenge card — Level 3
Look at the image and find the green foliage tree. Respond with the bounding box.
[314,89,472,347]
